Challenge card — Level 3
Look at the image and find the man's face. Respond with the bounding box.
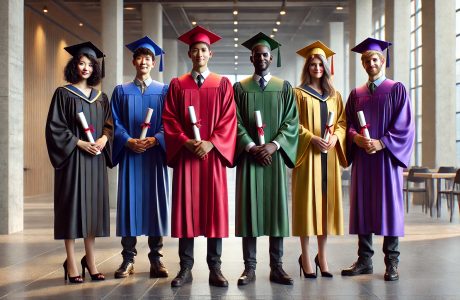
[188,42,212,68]
[133,54,155,75]
[362,53,384,77]
[250,45,272,74]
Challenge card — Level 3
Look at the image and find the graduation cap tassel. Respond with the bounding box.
[386,48,390,68]
[331,55,334,75]
[159,52,164,72]
[101,55,106,78]
[277,46,281,68]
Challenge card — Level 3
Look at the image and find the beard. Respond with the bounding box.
[366,64,383,77]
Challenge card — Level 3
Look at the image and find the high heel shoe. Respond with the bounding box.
[63,259,83,283]
[81,256,105,281]
[314,254,333,277]
[298,255,316,278]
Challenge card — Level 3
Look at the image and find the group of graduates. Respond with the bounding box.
[45,25,414,287]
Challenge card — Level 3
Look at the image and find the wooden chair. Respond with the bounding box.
[439,169,460,222]
[403,167,430,213]
[435,166,457,218]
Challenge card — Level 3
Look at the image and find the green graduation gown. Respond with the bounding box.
[234,76,299,237]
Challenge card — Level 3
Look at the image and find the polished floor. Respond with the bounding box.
[1,174,460,299]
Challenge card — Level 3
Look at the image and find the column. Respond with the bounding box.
[0,0,24,233]
[163,38,178,84]
[348,0,372,89]
[421,0,456,168]
[327,22,345,96]
[385,0,410,87]
[101,0,123,208]
[142,3,163,82]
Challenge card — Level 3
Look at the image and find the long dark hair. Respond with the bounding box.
[64,53,101,86]
[300,54,335,96]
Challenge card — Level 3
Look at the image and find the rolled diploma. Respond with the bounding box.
[321,111,335,154]
[188,106,201,141]
[357,110,375,154]
[254,110,265,145]
[77,112,100,155]
[140,108,154,139]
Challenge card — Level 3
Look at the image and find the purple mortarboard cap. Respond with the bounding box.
[351,37,392,68]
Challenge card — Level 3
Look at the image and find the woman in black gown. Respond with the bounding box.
[45,42,113,283]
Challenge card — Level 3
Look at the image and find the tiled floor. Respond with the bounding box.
[1,173,460,299]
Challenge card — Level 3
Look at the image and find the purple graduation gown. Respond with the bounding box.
[345,79,414,237]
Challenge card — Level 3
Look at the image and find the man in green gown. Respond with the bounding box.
[233,32,299,286]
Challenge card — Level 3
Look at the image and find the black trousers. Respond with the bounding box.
[178,237,222,270]
[242,236,284,269]
[121,236,163,264]
[357,234,399,265]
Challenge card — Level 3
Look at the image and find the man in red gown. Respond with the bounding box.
[163,26,237,288]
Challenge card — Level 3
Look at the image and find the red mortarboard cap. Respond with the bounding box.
[178,25,222,46]
[351,37,392,67]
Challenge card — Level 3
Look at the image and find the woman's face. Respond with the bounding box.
[308,56,324,79]
[77,55,93,80]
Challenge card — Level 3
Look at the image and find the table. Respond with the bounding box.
[413,172,456,217]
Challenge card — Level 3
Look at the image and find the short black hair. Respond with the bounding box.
[64,54,101,86]
[188,42,211,51]
[133,47,155,60]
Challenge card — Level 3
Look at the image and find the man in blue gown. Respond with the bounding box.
[111,36,170,279]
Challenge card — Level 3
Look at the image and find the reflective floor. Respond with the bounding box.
[1,175,460,299]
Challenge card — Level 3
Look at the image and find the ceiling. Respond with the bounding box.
[25,0,349,75]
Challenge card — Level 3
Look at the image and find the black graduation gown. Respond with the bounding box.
[45,85,113,239]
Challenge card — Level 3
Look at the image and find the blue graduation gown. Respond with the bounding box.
[111,81,170,237]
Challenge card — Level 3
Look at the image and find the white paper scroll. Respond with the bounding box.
[140,108,154,139]
[254,110,265,145]
[357,110,375,154]
[77,112,101,155]
[188,106,201,141]
[321,111,335,154]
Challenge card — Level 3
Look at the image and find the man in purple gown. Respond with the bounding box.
[341,38,414,281]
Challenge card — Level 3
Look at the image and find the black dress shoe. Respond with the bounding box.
[237,268,256,286]
[269,266,293,285]
[341,261,373,276]
[171,267,193,287]
[150,260,169,278]
[384,264,399,281]
[209,268,229,287]
[114,261,134,278]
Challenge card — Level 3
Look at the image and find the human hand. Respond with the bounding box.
[140,137,158,149]
[194,140,214,159]
[126,138,146,153]
[77,140,100,155]
[311,135,329,152]
[94,135,108,151]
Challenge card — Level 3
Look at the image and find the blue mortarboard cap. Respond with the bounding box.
[126,36,165,72]
[351,37,392,68]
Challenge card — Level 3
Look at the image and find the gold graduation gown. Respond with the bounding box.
[291,87,347,236]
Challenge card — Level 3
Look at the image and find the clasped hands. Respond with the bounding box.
[353,134,384,154]
[184,139,214,159]
[77,135,108,155]
[310,134,338,152]
[249,142,278,166]
[126,137,158,154]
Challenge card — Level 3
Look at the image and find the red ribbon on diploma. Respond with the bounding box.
[192,119,202,128]
[84,124,95,133]
[257,124,266,136]
[325,124,333,135]
[360,124,370,135]
[141,122,151,129]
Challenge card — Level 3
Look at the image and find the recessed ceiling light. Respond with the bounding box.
[276,21,281,25]
[234,21,238,25]
[234,43,238,47]
[79,22,83,27]
[336,6,344,10]
[233,10,238,15]
[192,21,197,25]
[43,6,48,13]
[280,10,286,15]
[270,34,275,38]
[235,55,238,59]
[124,6,135,11]
[234,28,238,32]
[273,28,278,32]
[234,37,239,41]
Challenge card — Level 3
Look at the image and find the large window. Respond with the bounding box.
[410,0,422,166]
[456,0,460,165]
[372,14,385,40]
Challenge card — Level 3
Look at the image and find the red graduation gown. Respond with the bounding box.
[163,73,237,238]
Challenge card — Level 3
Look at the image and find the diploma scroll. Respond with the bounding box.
[357,110,375,154]
[254,110,265,145]
[321,111,335,154]
[140,108,154,139]
[188,106,201,141]
[77,112,101,155]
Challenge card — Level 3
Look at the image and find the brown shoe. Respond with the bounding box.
[150,260,169,278]
[114,261,134,278]
[237,268,256,286]
[384,264,399,281]
[209,268,228,287]
[269,266,293,285]
[341,261,373,276]
[171,267,193,287]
